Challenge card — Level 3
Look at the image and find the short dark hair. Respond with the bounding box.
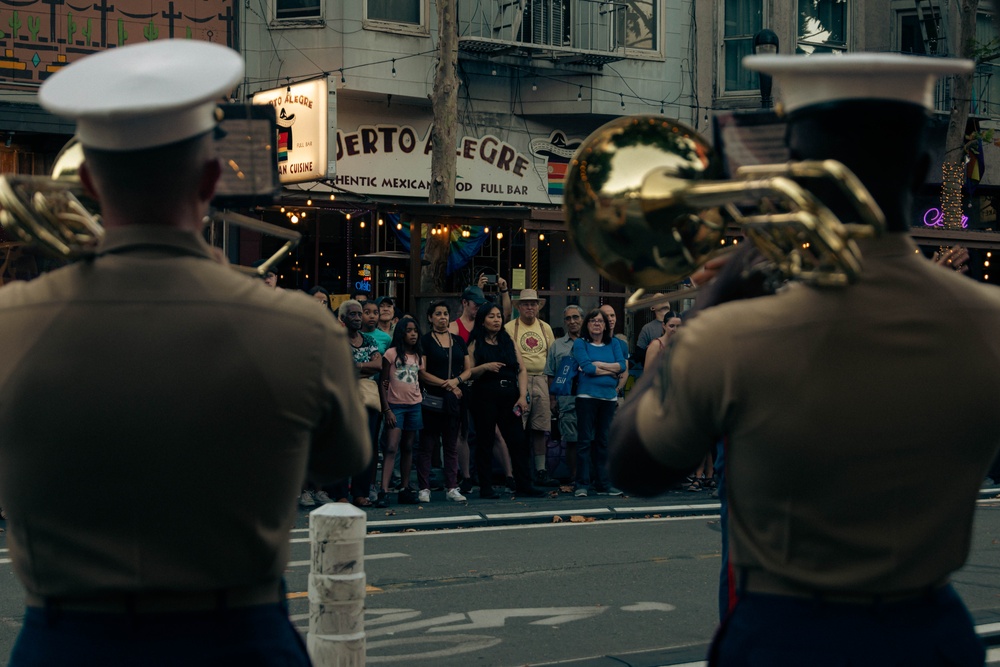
[426,300,450,320]
[583,308,612,345]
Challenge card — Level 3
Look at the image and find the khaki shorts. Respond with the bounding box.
[524,374,552,431]
[555,395,577,442]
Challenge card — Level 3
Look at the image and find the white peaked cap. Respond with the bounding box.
[744,53,973,113]
[39,40,244,152]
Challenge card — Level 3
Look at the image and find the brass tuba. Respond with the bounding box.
[562,115,886,308]
[0,137,299,276]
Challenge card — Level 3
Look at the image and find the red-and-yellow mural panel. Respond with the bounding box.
[0,1,236,88]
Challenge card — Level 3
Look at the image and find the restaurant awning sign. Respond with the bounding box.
[252,78,329,184]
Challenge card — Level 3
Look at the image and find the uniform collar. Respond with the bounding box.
[96,225,216,260]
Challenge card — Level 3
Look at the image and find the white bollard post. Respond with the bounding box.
[307,503,367,666]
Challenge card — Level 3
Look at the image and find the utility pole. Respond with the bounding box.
[422,0,459,294]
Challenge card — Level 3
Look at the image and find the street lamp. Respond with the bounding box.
[753,29,779,109]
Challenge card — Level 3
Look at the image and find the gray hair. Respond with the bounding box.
[563,304,584,317]
[338,299,363,320]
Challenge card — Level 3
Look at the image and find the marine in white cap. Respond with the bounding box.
[0,40,370,666]
[609,53,1000,666]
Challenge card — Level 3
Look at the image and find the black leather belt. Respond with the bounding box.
[739,568,946,605]
[26,581,284,614]
[499,379,515,388]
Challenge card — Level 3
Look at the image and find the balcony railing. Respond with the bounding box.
[932,63,998,119]
[458,0,628,65]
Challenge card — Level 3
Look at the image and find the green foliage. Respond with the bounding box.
[970,36,1000,64]
[143,20,157,41]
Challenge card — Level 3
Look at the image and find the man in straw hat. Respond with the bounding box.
[505,288,558,488]
[610,54,999,666]
[0,40,369,665]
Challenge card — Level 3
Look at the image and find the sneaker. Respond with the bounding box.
[418,489,431,503]
[597,487,624,496]
[446,487,467,502]
[299,490,316,507]
[375,491,390,508]
[574,487,588,498]
[313,490,334,504]
[505,476,517,491]
[458,477,475,495]
[535,469,559,487]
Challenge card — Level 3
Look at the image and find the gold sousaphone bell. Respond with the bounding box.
[562,115,886,308]
[0,137,299,276]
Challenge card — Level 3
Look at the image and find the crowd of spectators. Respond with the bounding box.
[276,278,753,508]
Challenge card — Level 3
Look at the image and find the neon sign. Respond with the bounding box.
[354,263,373,292]
[923,207,968,229]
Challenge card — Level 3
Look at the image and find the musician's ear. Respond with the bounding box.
[78,161,100,203]
[197,156,222,204]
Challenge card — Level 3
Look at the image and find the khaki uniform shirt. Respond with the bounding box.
[505,317,554,375]
[0,226,368,599]
[636,234,1000,593]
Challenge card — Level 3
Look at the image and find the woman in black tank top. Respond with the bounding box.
[464,304,544,499]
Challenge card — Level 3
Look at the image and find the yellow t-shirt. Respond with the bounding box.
[504,317,554,375]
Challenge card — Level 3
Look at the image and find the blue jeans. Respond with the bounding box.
[709,584,984,667]
[575,397,617,491]
[11,603,310,667]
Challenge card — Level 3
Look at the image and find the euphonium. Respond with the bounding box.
[0,137,299,276]
[562,115,886,308]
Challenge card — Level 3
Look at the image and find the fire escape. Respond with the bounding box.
[458,0,628,67]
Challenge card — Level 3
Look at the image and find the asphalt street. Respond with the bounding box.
[0,487,998,665]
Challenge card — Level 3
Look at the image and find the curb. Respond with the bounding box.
[362,486,1000,534]
[366,501,722,533]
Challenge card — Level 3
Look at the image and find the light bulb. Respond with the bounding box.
[577,87,583,102]
[346,213,351,220]
[497,232,504,240]
[396,223,403,230]
[290,215,299,224]
[360,221,365,228]
[306,199,312,206]
[378,218,384,226]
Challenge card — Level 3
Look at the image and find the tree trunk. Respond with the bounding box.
[421,0,459,294]
[942,0,979,229]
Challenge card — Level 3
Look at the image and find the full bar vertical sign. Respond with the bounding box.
[252,77,329,184]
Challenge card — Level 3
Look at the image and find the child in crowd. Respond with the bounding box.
[377,316,425,507]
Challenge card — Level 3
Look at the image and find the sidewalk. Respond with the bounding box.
[301,482,1000,534]
[362,485,723,533]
